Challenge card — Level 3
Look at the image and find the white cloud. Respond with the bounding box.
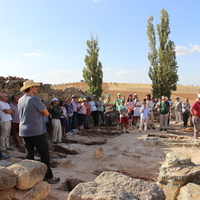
[25,53,41,57]
[46,70,82,84]
[114,70,136,76]
[176,43,200,56]
[4,61,27,66]
[103,67,110,71]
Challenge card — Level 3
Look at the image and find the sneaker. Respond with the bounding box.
[159,128,163,131]
[0,155,10,160]
[43,177,60,184]
[164,129,168,131]
[121,131,124,134]
[125,130,129,133]
[68,132,72,135]
[74,129,79,132]
[152,127,156,130]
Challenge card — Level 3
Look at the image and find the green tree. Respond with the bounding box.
[83,35,103,97]
[147,9,179,98]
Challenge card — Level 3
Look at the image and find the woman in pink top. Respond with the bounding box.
[77,98,86,131]
[126,94,134,114]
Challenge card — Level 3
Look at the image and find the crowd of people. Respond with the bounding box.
[0,79,200,184]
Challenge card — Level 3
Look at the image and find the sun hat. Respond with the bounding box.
[20,80,40,92]
[117,93,121,96]
[161,96,166,99]
[52,98,58,102]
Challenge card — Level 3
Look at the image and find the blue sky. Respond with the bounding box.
[0,0,199,85]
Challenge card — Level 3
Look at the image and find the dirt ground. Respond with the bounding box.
[4,118,200,200]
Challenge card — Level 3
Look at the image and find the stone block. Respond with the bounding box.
[68,171,165,200]
[0,166,17,190]
[0,181,50,200]
[7,159,47,190]
[177,183,200,200]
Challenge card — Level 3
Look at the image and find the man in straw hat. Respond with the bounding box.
[18,80,60,184]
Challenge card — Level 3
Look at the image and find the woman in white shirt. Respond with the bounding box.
[88,97,98,126]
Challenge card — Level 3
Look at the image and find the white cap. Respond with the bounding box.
[198,94,200,98]
[52,98,58,102]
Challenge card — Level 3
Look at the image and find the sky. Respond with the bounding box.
[0,0,200,86]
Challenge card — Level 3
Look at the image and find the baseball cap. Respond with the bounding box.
[117,93,121,96]
[198,94,200,98]
[52,98,58,102]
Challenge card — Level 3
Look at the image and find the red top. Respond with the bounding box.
[84,103,91,116]
[192,101,200,116]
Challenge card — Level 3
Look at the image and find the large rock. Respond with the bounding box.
[177,183,200,200]
[7,159,47,190]
[0,166,17,190]
[0,180,50,200]
[68,171,165,200]
[158,152,200,200]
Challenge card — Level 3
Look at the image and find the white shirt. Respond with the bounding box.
[146,100,154,111]
[0,101,12,122]
[140,105,150,119]
[88,101,97,112]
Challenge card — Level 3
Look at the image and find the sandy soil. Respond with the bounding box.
[4,118,200,200]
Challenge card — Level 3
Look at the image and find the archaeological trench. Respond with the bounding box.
[1,77,200,200]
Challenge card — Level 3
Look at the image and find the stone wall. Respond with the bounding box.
[0,159,50,200]
[0,76,94,105]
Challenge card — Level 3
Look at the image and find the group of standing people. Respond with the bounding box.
[0,79,200,185]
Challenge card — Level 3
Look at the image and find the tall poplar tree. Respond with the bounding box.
[147,9,179,98]
[83,35,103,97]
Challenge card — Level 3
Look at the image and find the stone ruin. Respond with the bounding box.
[0,76,94,105]
[0,159,50,200]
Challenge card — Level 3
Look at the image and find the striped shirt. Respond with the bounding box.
[10,102,20,123]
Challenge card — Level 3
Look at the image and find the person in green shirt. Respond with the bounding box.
[114,93,123,127]
[157,96,170,131]
[49,98,63,144]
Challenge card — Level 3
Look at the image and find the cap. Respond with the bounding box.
[83,97,87,100]
[161,96,166,99]
[106,94,111,97]
[117,93,121,96]
[71,94,77,98]
[198,94,200,98]
[79,98,83,102]
[52,98,58,102]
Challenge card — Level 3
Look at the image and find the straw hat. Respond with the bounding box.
[20,80,40,92]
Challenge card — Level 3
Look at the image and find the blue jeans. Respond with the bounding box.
[66,116,72,133]
[71,112,78,129]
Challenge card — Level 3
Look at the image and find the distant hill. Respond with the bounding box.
[52,82,200,101]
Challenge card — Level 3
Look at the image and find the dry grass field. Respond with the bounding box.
[52,82,200,101]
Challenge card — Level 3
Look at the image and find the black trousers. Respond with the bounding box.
[23,134,53,179]
[183,112,189,127]
[91,110,98,126]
